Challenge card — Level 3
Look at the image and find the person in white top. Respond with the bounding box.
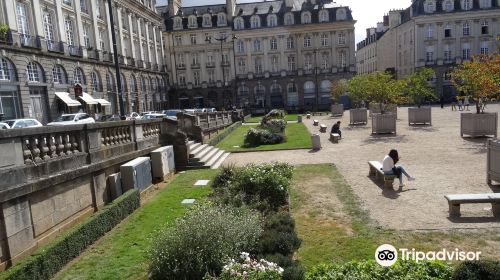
[382,149,415,188]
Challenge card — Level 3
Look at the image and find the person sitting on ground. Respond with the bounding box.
[382,149,415,188]
[331,121,342,138]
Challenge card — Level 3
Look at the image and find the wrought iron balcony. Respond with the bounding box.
[0,30,13,45]
[20,34,41,49]
[137,59,144,68]
[146,62,152,69]
[69,45,83,57]
[47,40,64,53]
[102,52,113,62]
[87,49,99,60]
[118,55,125,65]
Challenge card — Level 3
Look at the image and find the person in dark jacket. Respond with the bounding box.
[331,121,342,138]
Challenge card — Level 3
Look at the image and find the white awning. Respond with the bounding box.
[95,98,111,106]
[78,92,98,105]
[55,92,82,107]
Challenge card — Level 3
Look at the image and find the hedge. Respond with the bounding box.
[207,121,242,146]
[1,189,140,280]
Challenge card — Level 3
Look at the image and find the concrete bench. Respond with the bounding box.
[330,133,340,143]
[444,193,500,217]
[313,120,319,126]
[319,124,327,133]
[306,114,311,119]
[368,161,396,188]
[312,112,324,116]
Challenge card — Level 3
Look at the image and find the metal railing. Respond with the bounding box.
[87,49,99,60]
[0,30,13,45]
[47,40,64,53]
[20,34,41,49]
[69,45,83,57]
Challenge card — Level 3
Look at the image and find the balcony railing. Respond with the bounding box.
[137,59,144,68]
[118,55,125,65]
[153,64,159,71]
[176,64,186,70]
[127,57,135,67]
[87,49,99,60]
[47,40,64,53]
[206,62,215,68]
[20,34,41,49]
[191,63,200,69]
[0,30,13,45]
[69,45,83,57]
[103,52,113,62]
[146,62,152,69]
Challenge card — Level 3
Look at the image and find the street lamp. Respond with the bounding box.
[206,34,237,108]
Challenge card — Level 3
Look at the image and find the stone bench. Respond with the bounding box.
[319,124,327,133]
[444,193,500,217]
[312,112,325,116]
[368,161,396,188]
[313,120,319,126]
[306,114,311,119]
[330,133,340,143]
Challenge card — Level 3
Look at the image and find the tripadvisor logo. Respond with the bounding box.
[375,244,481,267]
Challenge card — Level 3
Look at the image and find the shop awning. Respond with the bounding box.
[55,92,82,107]
[95,98,111,106]
[79,92,98,105]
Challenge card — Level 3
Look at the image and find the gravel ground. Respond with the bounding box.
[224,105,500,230]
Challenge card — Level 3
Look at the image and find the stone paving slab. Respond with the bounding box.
[181,199,196,204]
[194,180,210,186]
[225,105,500,230]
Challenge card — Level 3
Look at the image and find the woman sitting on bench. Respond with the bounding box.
[382,149,415,188]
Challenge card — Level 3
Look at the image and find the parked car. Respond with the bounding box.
[204,108,217,113]
[141,113,166,120]
[161,109,182,120]
[126,112,140,120]
[47,113,95,126]
[97,115,122,122]
[139,111,157,118]
[4,119,43,129]
[0,122,10,129]
[183,109,197,114]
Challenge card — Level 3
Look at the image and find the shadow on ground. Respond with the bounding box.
[361,134,409,145]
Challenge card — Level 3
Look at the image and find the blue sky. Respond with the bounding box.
[156,0,412,43]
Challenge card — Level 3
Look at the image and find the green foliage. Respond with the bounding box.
[2,189,140,280]
[258,211,301,256]
[347,75,368,107]
[305,260,454,280]
[148,203,263,280]
[209,253,284,280]
[331,79,348,104]
[0,24,8,35]
[261,119,287,134]
[244,128,284,147]
[261,109,286,125]
[452,260,500,280]
[405,68,437,107]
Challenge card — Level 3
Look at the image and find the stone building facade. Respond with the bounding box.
[356,0,500,101]
[0,0,168,124]
[160,0,356,111]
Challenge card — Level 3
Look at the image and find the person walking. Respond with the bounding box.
[331,121,342,139]
[382,149,415,188]
[464,96,470,111]
[458,98,463,111]
[451,96,457,111]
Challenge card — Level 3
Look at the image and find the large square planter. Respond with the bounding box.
[350,108,367,125]
[369,103,397,118]
[460,112,498,138]
[487,139,500,185]
[408,107,432,125]
[331,104,344,117]
[371,113,396,135]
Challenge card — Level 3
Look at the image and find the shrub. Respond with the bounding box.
[452,260,500,280]
[244,128,284,147]
[258,211,301,256]
[148,203,263,280]
[261,109,286,125]
[2,189,140,280]
[306,260,453,280]
[261,119,287,134]
[282,264,306,280]
[207,252,283,280]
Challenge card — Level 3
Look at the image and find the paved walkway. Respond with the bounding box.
[225,105,500,230]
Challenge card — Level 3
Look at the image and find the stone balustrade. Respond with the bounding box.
[176,111,240,143]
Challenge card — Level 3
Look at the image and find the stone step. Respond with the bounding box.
[193,145,214,160]
[184,164,211,170]
[189,144,207,157]
[199,147,220,163]
[211,152,230,169]
[205,150,225,167]
[188,142,201,154]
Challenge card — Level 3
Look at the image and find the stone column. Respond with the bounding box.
[104,0,113,53]
[159,26,165,69]
[152,25,159,67]
[137,18,145,64]
[90,0,100,51]
[55,0,66,45]
[144,22,151,66]
[4,0,17,31]
[74,0,87,57]
[32,0,44,38]
[128,13,136,60]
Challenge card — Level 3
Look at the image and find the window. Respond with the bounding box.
[52,65,66,84]
[270,38,277,50]
[338,33,346,45]
[321,33,329,46]
[462,43,471,60]
[480,0,491,8]
[481,21,489,35]
[177,53,185,67]
[302,12,311,24]
[319,10,329,22]
[188,16,197,28]
[336,8,346,20]
[284,13,294,25]
[303,36,311,48]
[480,41,489,55]
[121,13,128,30]
[207,54,214,65]
[426,48,434,62]
[203,15,211,27]
[286,37,294,49]
[106,73,115,91]
[179,74,186,86]
[43,12,55,43]
[444,0,454,11]
[26,62,41,82]
[217,14,226,26]
[16,2,29,36]
[236,40,244,53]
[271,56,279,72]
[253,39,261,52]
[74,68,85,84]
[96,0,102,19]
[130,76,137,92]
[83,24,91,48]
[304,54,312,70]
[463,22,470,36]
[287,83,298,106]
[444,71,452,81]
[65,19,75,46]
[463,0,472,10]
[175,35,182,46]
[98,29,105,49]
[425,0,436,13]
[173,17,182,29]
[254,57,262,74]
[0,58,12,81]
[91,72,101,91]
[63,0,72,6]
[322,53,329,69]
[339,52,346,68]
[251,16,260,28]
[222,53,229,64]
[287,56,295,71]
[234,18,244,30]
[238,58,246,73]
[190,34,196,45]
[193,71,200,86]
[444,25,452,38]
[208,69,215,84]
[444,46,452,61]
[267,15,277,27]
[192,53,199,65]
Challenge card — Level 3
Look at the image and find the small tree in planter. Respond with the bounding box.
[405,67,437,125]
[347,75,368,124]
[330,79,347,116]
[452,55,499,137]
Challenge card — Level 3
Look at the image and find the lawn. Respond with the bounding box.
[53,169,217,280]
[215,123,312,152]
[246,113,300,123]
[291,164,500,269]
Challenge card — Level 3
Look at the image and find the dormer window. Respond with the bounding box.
[188,16,197,28]
[462,0,472,10]
[234,17,244,30]
[443,0,454,12]
[173,17,182,29]
[250,15,261,28]
[301,12,311,24]
[203,15,211,27]
[217,13,226,26]
[425,0,436,13]
[336,8,346,20]
[267,14,277,27]
[319,10,329,22]
[284,13,294,25]
[480,0,491,8]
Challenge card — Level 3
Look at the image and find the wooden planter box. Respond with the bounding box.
[408,107,432,125]
[488,139,500,185]
[371,113,396,135]
[331,104,344,117]
[460,113,498,138]
[369,103,397,118]
[350,108,367,125]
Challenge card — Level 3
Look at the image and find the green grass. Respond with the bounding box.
[245,113,300,123]
[215,123,312,152]
[53,169,217,280]
[291,164,500,269]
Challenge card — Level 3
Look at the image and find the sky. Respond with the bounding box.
[156,0,412,43]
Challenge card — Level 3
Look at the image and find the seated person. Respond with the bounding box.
[331,121,342,138]
[382,149,415,188]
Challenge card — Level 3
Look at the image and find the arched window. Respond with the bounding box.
[238,85,249,96]
[271,83,281,94]
[141,76,147,91]
[217,13,226,26]
[267,14,277,27]
[425,0,436,13]
[202,14,211,27]
[237,84,249,107]
[188,16,197,28]
[480,0,492,8]
[52,65,67,84]
[173,17,183,29]
[284,13,294,25]
[130,75,137,92]
[73,67,85,84]
[304,81,315,94]
[444,0,454,11]
[336,8,346,20]
[320,80,332,93]
[301,12,311,24]
[120,73,127,92]
[462,0,472,10]
[91,71,101,91]
[234,17,244,30]
[319,10,329,22]
[106,72,115,92]
[254,84,265,96]
[148,77,153,92]
[26,63,46,84]
[0,58,16,81]
[250,15,261,28]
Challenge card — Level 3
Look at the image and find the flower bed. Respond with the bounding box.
[244,110,288,147]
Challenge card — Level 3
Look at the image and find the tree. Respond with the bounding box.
[405,67,437,108]
[364,71,406,114]
[331,79,348,104]
[347,75,368,108]
[452,54,500,114]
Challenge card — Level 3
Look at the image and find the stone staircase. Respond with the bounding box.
[184,141,230,170]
